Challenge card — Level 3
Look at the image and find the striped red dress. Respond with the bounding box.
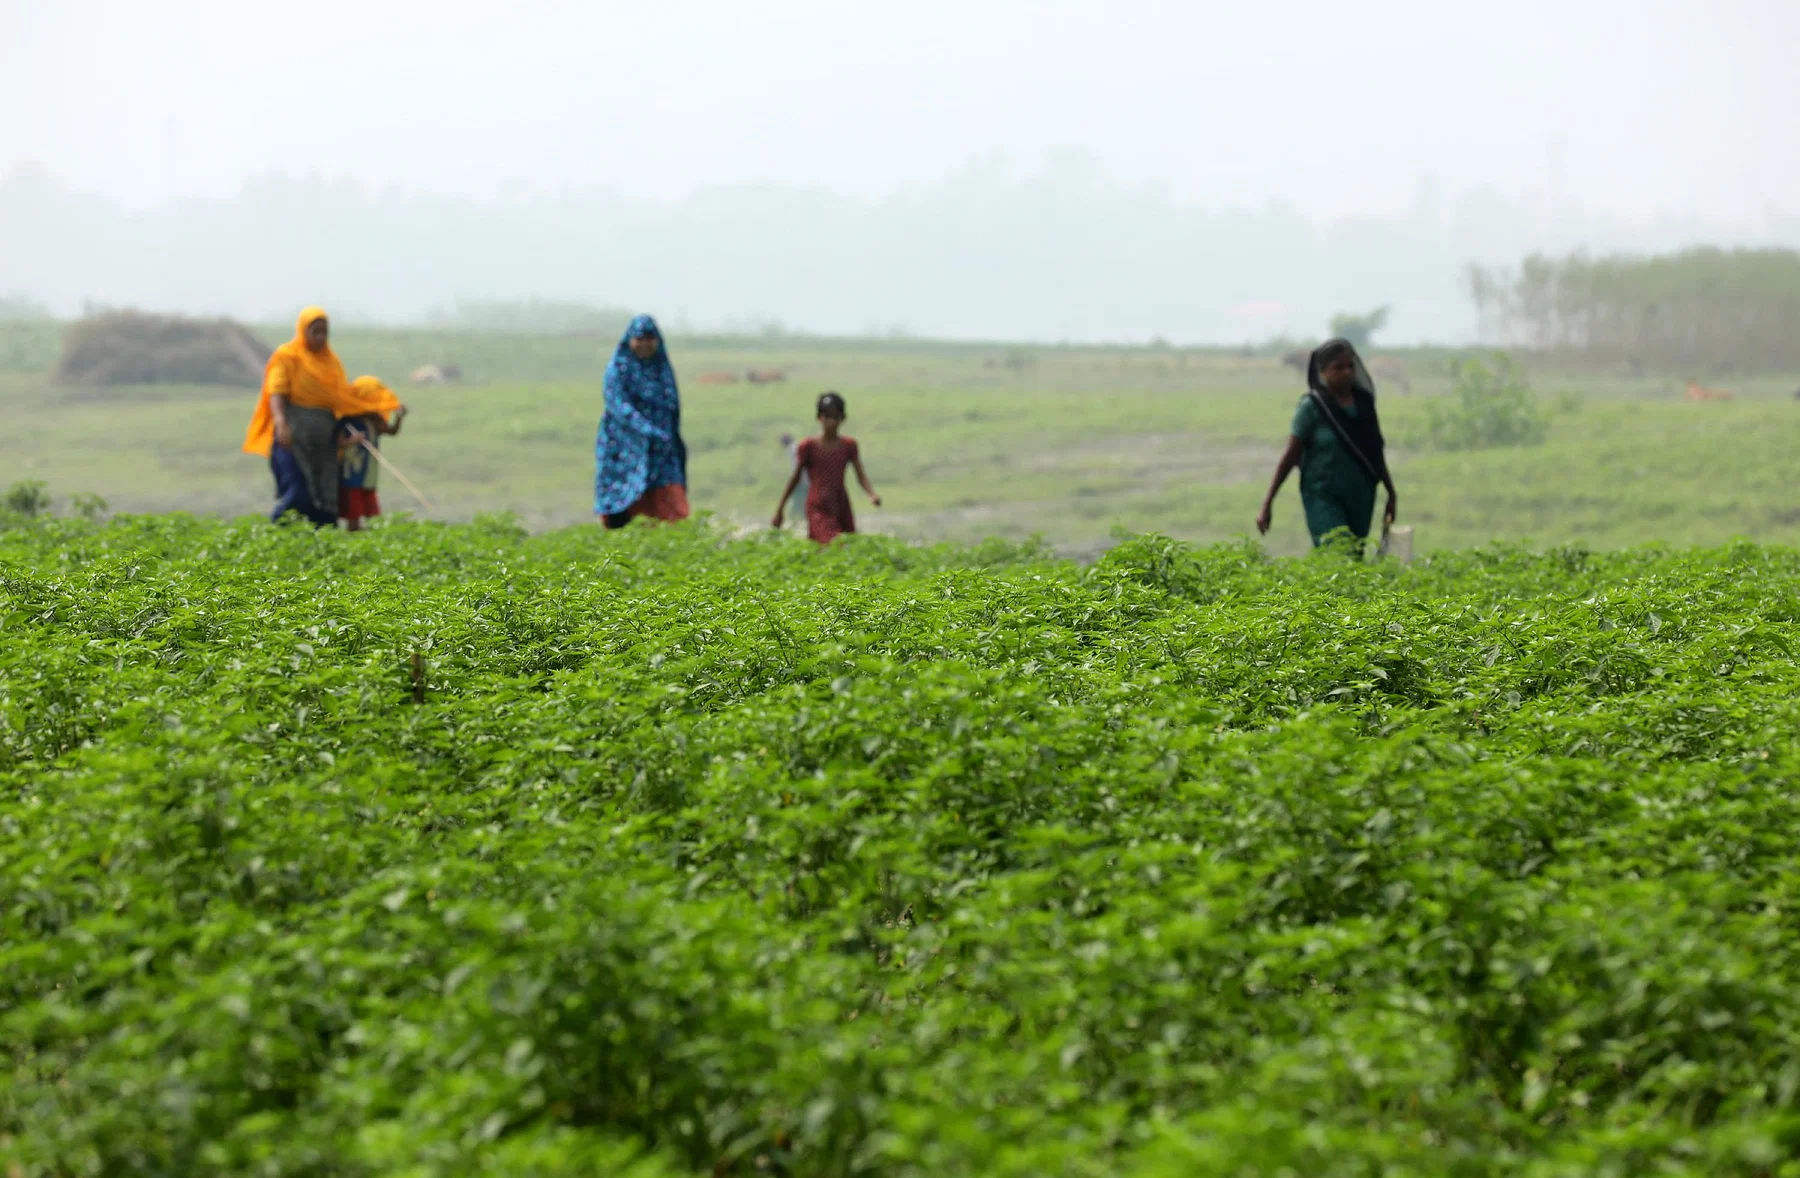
[797,436,859,544]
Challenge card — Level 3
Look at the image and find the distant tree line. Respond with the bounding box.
[1466,247,1800,373]
[17,158,1800,345]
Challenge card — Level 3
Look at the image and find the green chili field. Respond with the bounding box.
[5,513,1800,1175]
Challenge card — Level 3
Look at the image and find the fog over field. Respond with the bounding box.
[5,0,1800,342]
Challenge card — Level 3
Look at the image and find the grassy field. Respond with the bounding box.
[3,321,1797,556]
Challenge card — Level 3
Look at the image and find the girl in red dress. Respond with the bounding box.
[772,392,881,543]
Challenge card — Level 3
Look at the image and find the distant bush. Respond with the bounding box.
[1328,305,1390,350]
[3,480,52,517]
[70,492,109,521]
[1427,352,1548,450]
[1,484,109,523]
[1001,347,1036,371]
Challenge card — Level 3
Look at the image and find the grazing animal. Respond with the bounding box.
[409,363,462,385]
[746,369,787,384]
[696,371,741,385]
[1685,380,1733,402]
[409,364,462,385]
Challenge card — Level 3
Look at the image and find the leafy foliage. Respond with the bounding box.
[1428,352,1550,451]
[2,480,51,518]
[5,517,1800,1175]
[68,492,109,522]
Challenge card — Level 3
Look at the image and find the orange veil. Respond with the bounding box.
[242,307,402,457]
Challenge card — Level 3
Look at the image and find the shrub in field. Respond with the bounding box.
[4,516,1800,1175]
[1328,305,1390,350]
[1428,351,1550,450]
[68,491,108,521]
[1,484,105,523]
[2,479,51,518]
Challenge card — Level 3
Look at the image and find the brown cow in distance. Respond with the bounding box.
[746,369,786,384]
[1685,381,1733,402]
[696,371,740,385]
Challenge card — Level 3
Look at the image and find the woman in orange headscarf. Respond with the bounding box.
[244,307,401,524]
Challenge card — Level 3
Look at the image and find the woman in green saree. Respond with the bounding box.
[1255,338,1398,548]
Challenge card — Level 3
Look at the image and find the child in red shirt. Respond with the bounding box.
[772,392,880,543]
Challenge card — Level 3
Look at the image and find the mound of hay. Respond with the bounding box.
[55,311,271,387]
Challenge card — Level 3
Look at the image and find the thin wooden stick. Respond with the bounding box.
[348,429,436,512]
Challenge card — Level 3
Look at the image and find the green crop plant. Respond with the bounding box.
[4,515,1800,1175]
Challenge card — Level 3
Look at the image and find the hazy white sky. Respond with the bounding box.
[6,0,1798,222]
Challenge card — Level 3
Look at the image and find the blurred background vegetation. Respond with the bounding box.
[4,246,1796,558]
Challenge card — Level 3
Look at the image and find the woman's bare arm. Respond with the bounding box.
[1255,436,1304,535]
[271,394,293,447]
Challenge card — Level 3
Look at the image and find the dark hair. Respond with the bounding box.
[816,391,846,417]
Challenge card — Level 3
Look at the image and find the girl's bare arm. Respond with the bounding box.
[851,453,881,505]
[772,459,806,525]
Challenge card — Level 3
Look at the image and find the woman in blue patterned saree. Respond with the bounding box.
[594,315,690,528]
